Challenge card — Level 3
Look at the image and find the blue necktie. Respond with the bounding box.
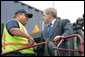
[48,23,52,38]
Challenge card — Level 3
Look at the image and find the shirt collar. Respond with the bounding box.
[51,19,56,27]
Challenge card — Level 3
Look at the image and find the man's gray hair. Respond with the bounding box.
[44,8,57,19]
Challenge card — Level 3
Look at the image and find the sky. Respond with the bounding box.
[20,1,84,23]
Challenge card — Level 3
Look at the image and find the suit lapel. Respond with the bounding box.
[44,26,49,37]
[49,20,59,38]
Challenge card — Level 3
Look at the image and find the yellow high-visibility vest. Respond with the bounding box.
[2,20,36,54]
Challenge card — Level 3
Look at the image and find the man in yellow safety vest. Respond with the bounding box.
[2,9,36,56]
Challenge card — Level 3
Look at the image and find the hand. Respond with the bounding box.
[52,36,64,42]
[28,37,34,45]
[34,42,37,45]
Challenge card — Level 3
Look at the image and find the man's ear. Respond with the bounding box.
[49,12,53,17]
[48,13,52,19]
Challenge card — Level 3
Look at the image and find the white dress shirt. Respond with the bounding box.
[50,19,56,27]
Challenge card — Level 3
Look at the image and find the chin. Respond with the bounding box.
[44,22,48,24]
[23,23,26,26]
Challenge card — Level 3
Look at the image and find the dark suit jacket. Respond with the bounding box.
[41,19,73,56]
[42,19,73,40]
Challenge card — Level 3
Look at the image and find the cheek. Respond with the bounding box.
[21,19,27,24]
[23,17,27,21]
[43,18,48,23]
[42,15,49,22]
[43,17,46,21]
[43,16,47,19]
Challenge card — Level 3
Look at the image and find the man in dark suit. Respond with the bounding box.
[41,8,73,56]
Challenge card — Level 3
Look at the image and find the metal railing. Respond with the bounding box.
[1,34,84,56]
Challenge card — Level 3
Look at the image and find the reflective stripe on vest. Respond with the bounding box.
[2,43,30,47]
[3,32,5,53]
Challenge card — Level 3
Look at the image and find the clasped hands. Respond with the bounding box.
[28,37,36,45]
